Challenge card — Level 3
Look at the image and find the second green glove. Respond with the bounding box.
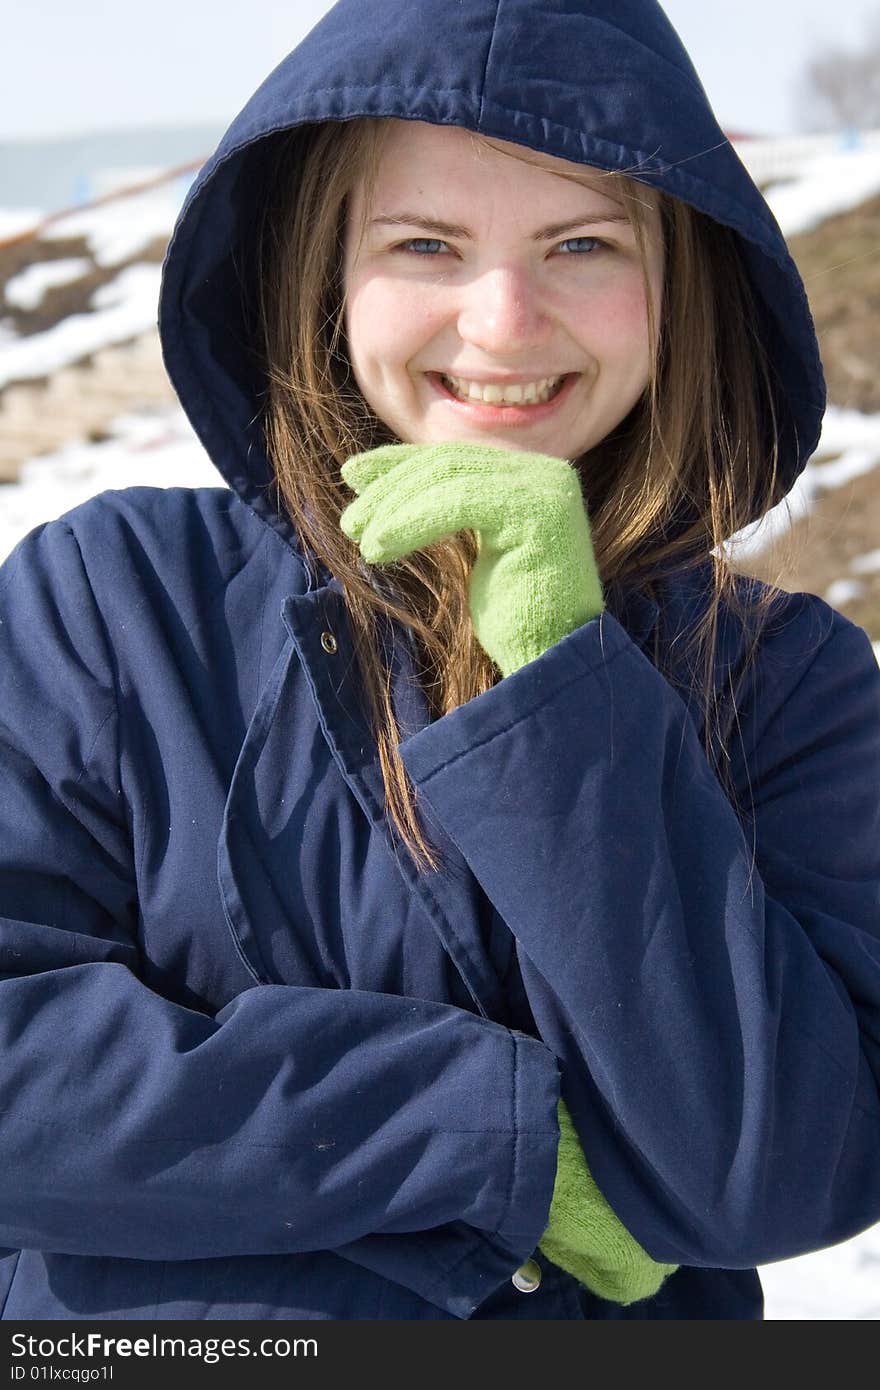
[539,1100,679,1305]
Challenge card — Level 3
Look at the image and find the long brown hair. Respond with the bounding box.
[254,117,797,873]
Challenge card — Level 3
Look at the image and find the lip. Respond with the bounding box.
[426,371,578,425]
[437,371,570,385]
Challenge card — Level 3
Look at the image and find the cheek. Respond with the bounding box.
[345,280,393,374]
[588,279,655,357]
[346,275,440,374]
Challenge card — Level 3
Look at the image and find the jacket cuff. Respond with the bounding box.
[338,1029,560,1319]
[424,1028,560,1318]
[399,614,624,787]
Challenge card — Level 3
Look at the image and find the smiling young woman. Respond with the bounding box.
[255,114,780,863]
[2,0,878,1328]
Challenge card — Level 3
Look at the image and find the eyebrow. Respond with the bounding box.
[368,211,633,239]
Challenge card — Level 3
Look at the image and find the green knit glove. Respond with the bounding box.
[339,442,604,677]
[540,1100,678,1305]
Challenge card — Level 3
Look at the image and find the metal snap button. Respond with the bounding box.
[511,1257,542,1293]
[320,631,338,654]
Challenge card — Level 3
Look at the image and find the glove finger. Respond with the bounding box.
[343,442,575,495]
[346,467,529,564]
[339,493,373,544]
[341,444,421,494]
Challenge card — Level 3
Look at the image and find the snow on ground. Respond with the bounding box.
[0,407,218,562]
[725,403,880,589]
[0,209,43,239]
[0,264,163,387]
[763,145,880,237]
[11,178,187,267]
[39,182,184,267]
[758,1230,880,1321]
[3,140,880,1319]
[5,257,93,311]
[0,180,182,388]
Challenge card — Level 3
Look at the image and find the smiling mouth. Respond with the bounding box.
[438,373,570,406]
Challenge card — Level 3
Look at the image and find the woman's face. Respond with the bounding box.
[342,121,664,462]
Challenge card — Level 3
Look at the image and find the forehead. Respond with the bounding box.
[359,119,639,213]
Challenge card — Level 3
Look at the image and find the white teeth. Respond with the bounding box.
[442,374,565,405]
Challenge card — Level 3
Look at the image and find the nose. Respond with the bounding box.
[456,265,552,357]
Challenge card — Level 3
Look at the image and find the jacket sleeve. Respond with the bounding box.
[398,602,880,1270]
[0,519,559,1309]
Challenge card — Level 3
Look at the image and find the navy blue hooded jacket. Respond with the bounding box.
[2,0,880,1321]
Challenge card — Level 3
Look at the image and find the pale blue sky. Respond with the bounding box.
[4,0,879,140]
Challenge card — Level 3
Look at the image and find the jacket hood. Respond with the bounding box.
[158,0,825,547]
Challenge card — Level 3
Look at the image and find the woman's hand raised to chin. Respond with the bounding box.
[340,441,604,678]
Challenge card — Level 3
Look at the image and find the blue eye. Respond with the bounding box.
[557,236,603,254]
[400,238,449,255]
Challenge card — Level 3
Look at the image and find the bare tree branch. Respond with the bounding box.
[795,14,880,132]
